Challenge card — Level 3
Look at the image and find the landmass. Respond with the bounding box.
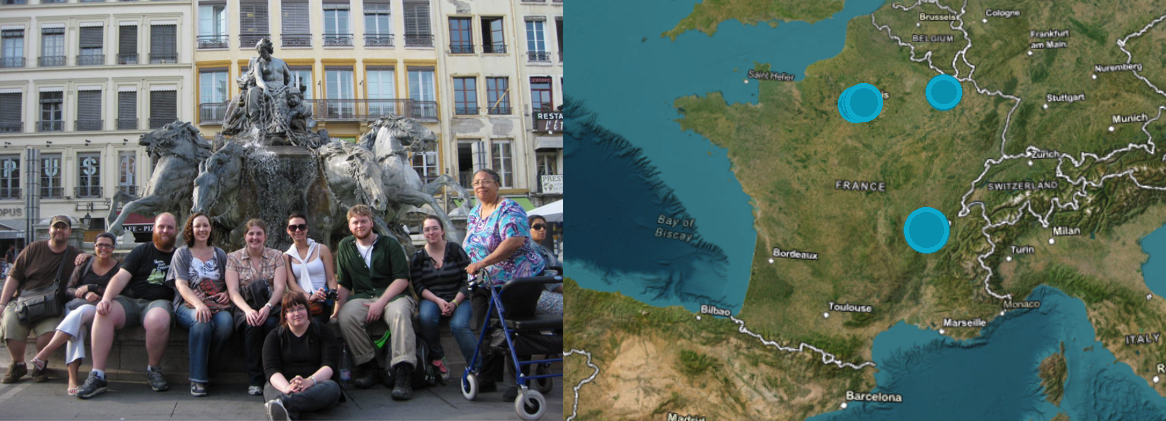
[1039,342,1067,405]
[662,0,844,41]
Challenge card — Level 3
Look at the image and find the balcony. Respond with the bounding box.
[364,33,392,47]
[40,187,63,198]
[117,185,137,196]
[149,117,173,129]
[75,119,102,131]
[76,54,104,66]
[282,33,311,48]
[149,52,177,64]
[482,43,506,54]
[527,51,551,63]
[117,118,137,130]
[39,56,66,67]
[323,34,353,47]
[117,53,138,64]
[75,186,102,198]
[38,120,63,132]
[197,34,229,49]
[307,99,438,122]
[404,34,433,47]
[200,102,228,125]
[240,34,269,48]
[455,105,479,116]
[450,43,474,54]
[411,101,437,121]
[488,105,511,115]
[0,57,24,68]
[0,121,21,133]
[0,187,20,200]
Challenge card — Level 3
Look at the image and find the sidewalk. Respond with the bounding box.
[0,361,563,420]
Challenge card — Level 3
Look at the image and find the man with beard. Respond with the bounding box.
[334,205,418,400]
[77,213,178,399]
[0,215,81,383]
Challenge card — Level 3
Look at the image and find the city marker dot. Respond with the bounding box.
[1049,238,1056,245]
[939,329,946,335]
[1027,51,1033,56]
[823,312,830,319]
[1006,255,1013,262]
[1092,74,1098,80]
[1000,311,1006,316]
[916,22,921,27]
[1028,160,1033,166]
[1155,376,1161,384]
[744,79,749,84]
[1109,126,1115,132]
[1042,103,1048,110]
[841,403,848,409]
[1148,294,1154,301]
[982,18,987,23]
[768,258,774,264]
[696,315,701,320]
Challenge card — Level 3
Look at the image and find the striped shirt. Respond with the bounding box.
[409,241,471,302]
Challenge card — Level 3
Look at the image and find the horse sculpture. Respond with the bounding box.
[359,115,470,243]
[107,121,211,238]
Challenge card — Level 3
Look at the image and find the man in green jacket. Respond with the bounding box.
[334,205,417,400]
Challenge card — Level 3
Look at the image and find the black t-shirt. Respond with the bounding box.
[263,322,339,382]
[121,243,175,301]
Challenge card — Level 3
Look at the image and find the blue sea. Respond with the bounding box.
[1140,223,1166,298]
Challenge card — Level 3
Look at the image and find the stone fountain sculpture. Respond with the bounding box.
[107,121,211,237]
[222,38,321,148]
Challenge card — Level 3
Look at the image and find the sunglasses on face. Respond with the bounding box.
[532,224,546,230]
[287,224,308,232]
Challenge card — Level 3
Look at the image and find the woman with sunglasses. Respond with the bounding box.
[168,212,232,396]
[27,232,120,396]
[527,215,562,316]
[410,215,474,380]
[283,213,338,326]
[262,292,341,421]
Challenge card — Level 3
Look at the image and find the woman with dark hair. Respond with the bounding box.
[527,215,562,316]
[283,213,338,325]
[168,212,232,396]
[227,218,288,395]
[27,232,120,395]
[262,292,341,421]
[410,215,474,379]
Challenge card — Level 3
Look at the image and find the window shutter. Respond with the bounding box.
[282,1,310,34]
[241,2,270,34]
[80,27,103,48]
[77,91,101,121]
[403,1,430,35]
[118,91,136,120]
[364,2,389,13]
[150,91,176,121]
[119,26,137,55]
[322,0,348,11]
[151,25,176,54]
[0,93,19,123]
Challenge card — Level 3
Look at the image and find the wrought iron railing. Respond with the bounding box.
[75,186,102,198]
[0,122,21,133]
[38,120,63,132]
[75,119,103,131]
[482,43,506,54]
[240,33,269,48]
[149,52,177,64]
[0,57,25,68]
[117,53,138,64]
[412,101,437,121]
[149,117,173,129]
[282,33,311,47]
[488,105,511,115]
[39,56,65,67]
[117,118,137,130]
[117,185,137,196]
[77,54,104,66]
[200,102,228,124]
[450,43,474,54]
[0,187,20,200]
[455,106,478,115]
[306,99,439,121]
[323,34,353,47]
[40,186,63,198]
[527,51,551,63]
[197,34,229,49]
[364,33,392,47]
[404,34,433,47]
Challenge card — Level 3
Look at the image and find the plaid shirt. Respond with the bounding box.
[226,247,285,289]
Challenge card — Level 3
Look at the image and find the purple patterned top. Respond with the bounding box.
[463,198,545,285]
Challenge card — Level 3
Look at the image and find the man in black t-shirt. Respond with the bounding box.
[76,213,178,399]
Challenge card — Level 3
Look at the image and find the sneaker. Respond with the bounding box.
[76,372,107,399]
[265,398,289,421]
[391,364,413,401]
[30,359,49,383]
[248,385,263,396]
[433,359,450,381]
[191,382,207,397]
[146,369,168,392]
[1,362,27,384]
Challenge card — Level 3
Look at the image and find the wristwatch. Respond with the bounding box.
[264,303,274,311]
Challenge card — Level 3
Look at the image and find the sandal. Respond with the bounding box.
[67,386,78,396]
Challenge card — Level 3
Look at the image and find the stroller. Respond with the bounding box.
[461,266,563,420]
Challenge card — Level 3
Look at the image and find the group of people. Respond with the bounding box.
[0,168,561,420]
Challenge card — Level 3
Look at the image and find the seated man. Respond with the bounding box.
[334,205,417,400]
[77,213,179,399]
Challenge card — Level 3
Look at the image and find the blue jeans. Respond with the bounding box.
[417,299,475,364]
[175,305,234,383]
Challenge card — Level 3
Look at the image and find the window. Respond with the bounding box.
[200,70,228,124]
[40,27,64,67]
[118,25,137,64]
[0,155,18,200]
[323,1,351,46]
[481,17,504,53]
[366,68,395,116]
[2,29,24,68]
[453,77,477,115]
[78,26,104,65]
[289,67,313,99]
[40,154,61,198]
[555,17,563,62]
[325,68,354,118]
[118,91,137,130]
[240,1,270,47]
[149,90,176,129]
[76,90,102,131]
[2,0,27,4]
[77,152,101,198]
[538,152,558,176]
[530,77,553,112]
[39,91,63,132]
[403,0,432,47]
[457,140,484,189]
[198,3,228,48]
[0,92,21,132]
[118,151,136,195]
[149,24,177,63]
[282,0,311,47]
[449,18,472,54]
[491,141,513,188]
[525,18,548,62]
[411,151,437,184]
[486,77,510,115]
[408,67,436,120]
[364,1,391,46]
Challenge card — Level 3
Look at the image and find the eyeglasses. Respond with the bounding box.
[531,224,545,230]
[422,227,442,232]
[472,179,495,187]
[287,224,308,232]
[285,306,307,314]
[95,243,114,249]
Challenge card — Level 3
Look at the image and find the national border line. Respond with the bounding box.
[564,349,600,421]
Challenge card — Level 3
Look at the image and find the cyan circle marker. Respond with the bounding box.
[926,74,963,111]
[904,207,950,254]
[837,83,883,123]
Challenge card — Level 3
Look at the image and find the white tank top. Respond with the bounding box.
[288,243,328,292]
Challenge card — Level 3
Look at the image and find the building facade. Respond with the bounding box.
[0,0,195,246]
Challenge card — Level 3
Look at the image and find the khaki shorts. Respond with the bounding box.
[114,296,174,329]
[0,303,62,343]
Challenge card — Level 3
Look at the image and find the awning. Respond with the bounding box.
[534,137,562,150]
[528,200,562,223]
[511,197,535,212]
[0,219,25,239]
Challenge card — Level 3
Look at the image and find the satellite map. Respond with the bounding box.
[565,0,1166,419]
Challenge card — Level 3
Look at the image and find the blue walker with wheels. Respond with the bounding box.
[461,266,563,420]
